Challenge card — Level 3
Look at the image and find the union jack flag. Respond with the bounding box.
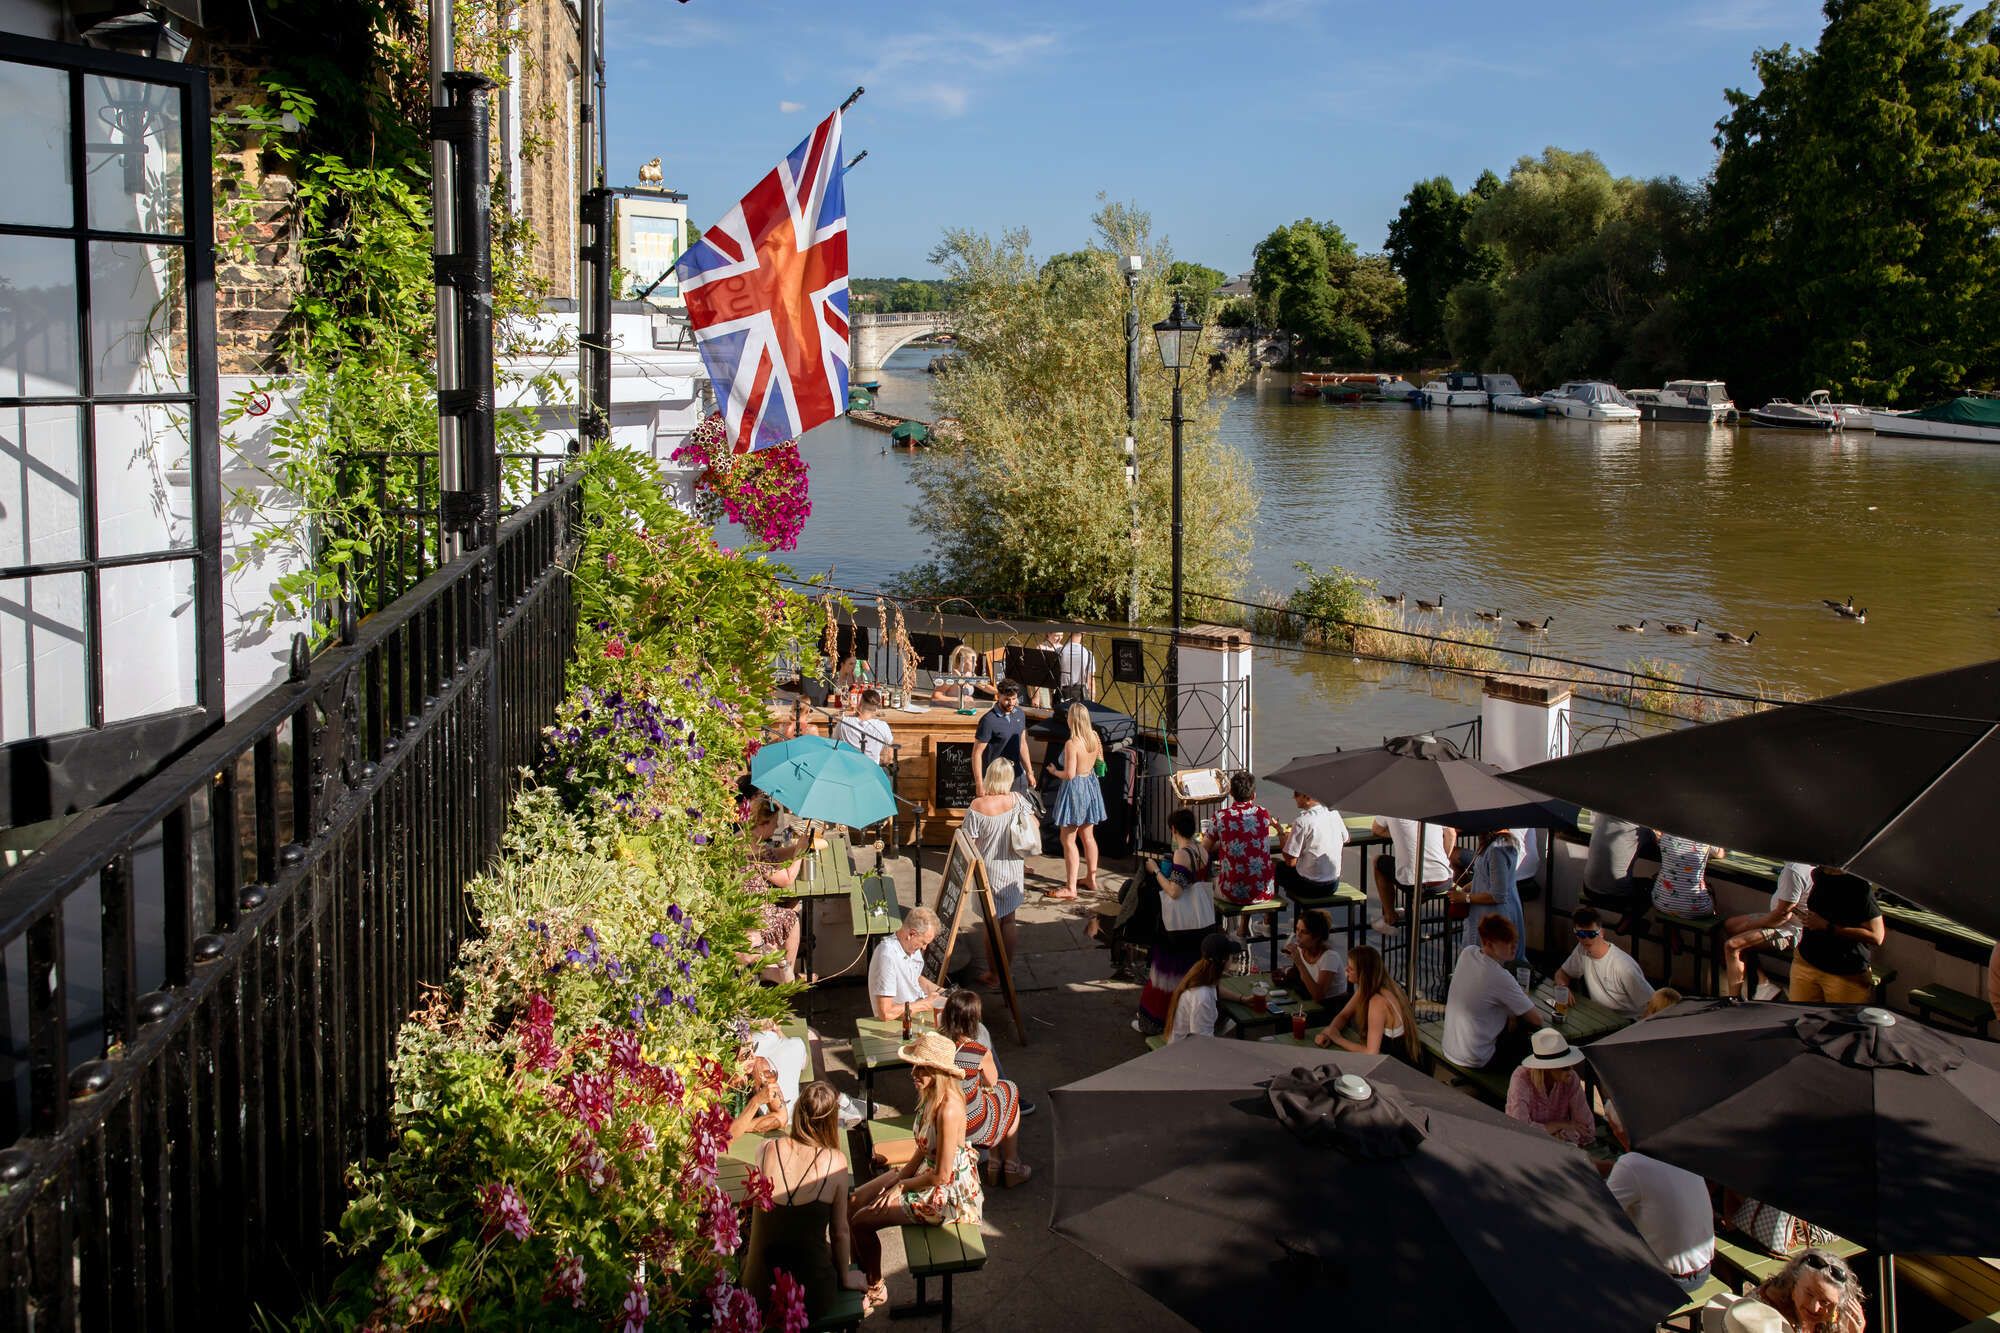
[675,109,850,454]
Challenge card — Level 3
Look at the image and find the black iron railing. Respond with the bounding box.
[0,470,581,1328]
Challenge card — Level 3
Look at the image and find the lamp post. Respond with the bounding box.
[1123,255,1142,625]
[1152,294,1202,739]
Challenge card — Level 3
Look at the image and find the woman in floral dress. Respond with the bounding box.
[848,1032,983,1314]
[745,797,806,982]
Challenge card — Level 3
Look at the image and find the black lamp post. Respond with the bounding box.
[1152,294,1202,737]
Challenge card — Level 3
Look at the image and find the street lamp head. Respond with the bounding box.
[1124,254,1143,275]
[82,11,193,63]
[1152,294,1203,371]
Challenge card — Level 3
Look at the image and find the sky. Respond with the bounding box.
[604,0,1833,279]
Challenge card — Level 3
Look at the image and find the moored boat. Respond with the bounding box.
[1480,373,1545,416]
[1542,381,1641,421]
[1871,395,2000,445]
[1747,394,1839,430]
[1376,377,1422,402]
[1319,383,1364,403]
[1636,379,1736,424]
[1420,370,1489,408]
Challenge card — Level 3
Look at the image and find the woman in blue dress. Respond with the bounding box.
[1044,702,1106,901]
[1450,829,1525,965]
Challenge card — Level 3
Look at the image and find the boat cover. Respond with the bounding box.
[1906,396,2000,426]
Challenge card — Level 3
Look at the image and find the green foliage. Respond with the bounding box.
[849,276,954,311]
[1251,219,1405,366]
[899,200,1253,619]
[1277,562,1377,648]
[1385,176,1486,354]
[1698,0,2000,402]
[1166,260,1227,321]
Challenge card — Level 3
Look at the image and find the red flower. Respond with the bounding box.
[605,639,628,659]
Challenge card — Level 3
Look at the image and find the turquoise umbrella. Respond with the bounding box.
[754,735,896,828]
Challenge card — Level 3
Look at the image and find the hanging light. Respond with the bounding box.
[81,11,193,63]
[1152,294,1203,371]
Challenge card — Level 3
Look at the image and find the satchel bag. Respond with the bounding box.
[1008,794,1042,858]
[1159,856,1218,932]
[1731,1196,1829,1258]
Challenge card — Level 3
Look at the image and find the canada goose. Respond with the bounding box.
[1821,595,1854,612]
[1615,619,1646,633]
[1474,608,1504,622]
[1715,629,1759,645]
[1381,593,1405,607]
[1415,595,1445,612]
[1662,619,1703,636]
[1513,616,1553,633]
[1836,605,1868,623]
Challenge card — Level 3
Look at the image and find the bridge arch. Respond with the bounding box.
[850,311,952,381]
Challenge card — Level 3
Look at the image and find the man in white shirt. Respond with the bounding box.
[1277,792,1347,898]
[1055,632,1097,701]
[749,1022,811,1117]
[1441,915,1543,1069]
[1722,861,1810,999]
[833,689,896,765]
[1370,816,1456,932]
[1603,1103,1716,1294]
[1553,907,1656,1016]
[868,906,946,1021]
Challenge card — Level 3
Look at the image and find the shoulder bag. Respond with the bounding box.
[1008,793,1042,858]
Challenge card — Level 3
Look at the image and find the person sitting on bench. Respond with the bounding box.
[739,1081,870,1322]
[1275,789,1345,903]
[1441,915,1543,1071]
[1722,861,1809,999]
[869,906,946,1022]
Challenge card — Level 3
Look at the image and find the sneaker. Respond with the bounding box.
[1754,980,1783,1002]
[836,1092,866,1129]
[1370,917,1399,936]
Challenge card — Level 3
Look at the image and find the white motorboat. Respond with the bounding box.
[1871,395,2000,445]
[1746,394,1840,430]
[1420,371,1489,408]
[1376,377,1422,401]
[1812,391,1875,431]
[1481,374,1546,416]
[1636,379,1736,424]
[1541,381,1641,421]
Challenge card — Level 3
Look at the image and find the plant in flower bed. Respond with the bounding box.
[669,414,812,552]
[317,460,818,1329]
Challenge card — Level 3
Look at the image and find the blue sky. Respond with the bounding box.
[605,0,1831,278]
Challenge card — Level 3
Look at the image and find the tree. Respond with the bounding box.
[1700,0,2000,402]
[1385,176,1479,353]
[1466,147,1634,274]
[1166,261,1226,320]
[1251,219,1403,364]
[899,203,1253,619]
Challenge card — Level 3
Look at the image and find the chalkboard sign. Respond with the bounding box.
[924,831,1027,1042]
[932,738,977,809]
[1111,637,1146,684]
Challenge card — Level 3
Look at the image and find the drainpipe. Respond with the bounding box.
[431,0,462,558]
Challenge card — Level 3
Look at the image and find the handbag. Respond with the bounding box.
[1731,1197,1828,1257]
[1159,855,1218,932]
[1008,794,1041,858]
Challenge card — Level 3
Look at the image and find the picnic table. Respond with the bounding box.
[854,1013,934,1120]
[1218,971,1330,1038]
[1531,979,1632,1046]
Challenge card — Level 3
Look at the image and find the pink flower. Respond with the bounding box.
[476,1181,533,1242]
[706,1276,762,1333]
[516,992,559,1072]
[770,1268,809,1333]
[620,1261,649,1333]
[621,1121,657,1155]
[744,1166,776,1212]
[605,639,628,659]
[567,1128,615,1192]
[560,1070,615,1131]
[701,1184,742,1255]
[607,1028,644,1078]
[544,1249,587,1310]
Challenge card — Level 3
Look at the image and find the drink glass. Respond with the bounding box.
[1291,1011,1308,1040]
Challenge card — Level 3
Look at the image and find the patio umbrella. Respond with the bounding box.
[1511,658,2000,937]
[752,735,896,829]
[1264,735,1578,996]
[750,733,835,785]
[1583,999,2000,1254]
[1050,1039,1686,1331]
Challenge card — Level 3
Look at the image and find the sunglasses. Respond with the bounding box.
[1801,1253,1851,1285]
[1575,929,1600,939]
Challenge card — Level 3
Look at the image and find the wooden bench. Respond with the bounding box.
[851,872,903,940]
[1910,983,1994,1037]
[1713,1232,1865,1291]
[1949,1314,2000,1333]
[1284,881,1371,954]
[1660,1273,1733,1331]
[1415,1019,1512,1108]
[1214,894,1286,972]
[1903,1256,2000,1324]
[895,1222,986,1331]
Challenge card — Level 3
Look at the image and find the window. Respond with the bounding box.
[0,35,219,827]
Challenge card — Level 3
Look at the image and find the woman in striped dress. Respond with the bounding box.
[937,991,1029,1186]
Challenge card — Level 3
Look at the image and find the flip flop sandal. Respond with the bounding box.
[862,1281,889,1316]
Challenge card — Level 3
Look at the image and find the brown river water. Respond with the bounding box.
[727,349,2000,756]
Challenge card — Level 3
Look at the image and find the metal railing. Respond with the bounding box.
[0,470,581,1328]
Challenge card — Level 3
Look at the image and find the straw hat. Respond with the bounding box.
[898,1029,960,1075]
[1720,1298,1793,1333]
[1520,1027,1585,1070]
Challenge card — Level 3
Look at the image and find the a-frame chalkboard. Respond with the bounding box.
[923,830,1026,1042]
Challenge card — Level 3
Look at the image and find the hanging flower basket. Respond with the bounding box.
[670,414,813,551]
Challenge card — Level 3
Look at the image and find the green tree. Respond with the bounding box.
[1700,0,2000,402]
[1385,176,1480,353]
[900,204,1253,619]
[1466,147,1634,274]
[1166,260,1226,320]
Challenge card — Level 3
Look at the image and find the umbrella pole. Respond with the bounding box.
[1405,819,1425,1004]
[1877,1254,1898,1333]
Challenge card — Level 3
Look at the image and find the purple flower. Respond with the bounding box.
[649,932,669,949]
[563,949,584,965]
[667,905,685,925]
[629,1005,646,1025]
[692,833,711,846]
[582,925,598,944]
[695,937,711,958]
[655,985,676,1006]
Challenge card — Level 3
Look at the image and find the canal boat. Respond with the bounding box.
[847,386,875,411]
[1420,371,1489,408]
[1482,373,1546,416]
[1871,395,2000,445]
[1542,381,1641,421]
[1746,395,1840,430]
[1635,379,1736,424]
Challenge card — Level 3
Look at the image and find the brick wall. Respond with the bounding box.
[511,0,584,300]
[203,38,301,376]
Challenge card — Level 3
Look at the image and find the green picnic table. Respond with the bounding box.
[716,1123,854,1205]
[1218,971,1331,1038]
[854,1014,934,1120]
[1531,979,1633,1046]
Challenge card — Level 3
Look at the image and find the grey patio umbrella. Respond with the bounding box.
[1265,734,1578,997]
[1583,998,2000,1331]
[1050,1039,1686,1332]
[1512,658,2000,937]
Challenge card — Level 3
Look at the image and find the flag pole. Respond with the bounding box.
[840,86,866,112]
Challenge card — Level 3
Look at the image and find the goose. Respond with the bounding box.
[1513,616,1553,633]
[1615,619,1646,633]
[1715,629,1759,645]
[1662,619,1703,636]
[1474,608,1504,623]
[1415,594,1445,612]
[1820,595,1854,612]
[1836,605,1868,624]
[1380,592,1405,607]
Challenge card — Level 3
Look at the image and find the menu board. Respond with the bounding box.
[932,738,977,809]
[1111,637,1146,684]
[924,833,980,978]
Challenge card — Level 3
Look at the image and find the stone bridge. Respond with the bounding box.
[850,310,952,381]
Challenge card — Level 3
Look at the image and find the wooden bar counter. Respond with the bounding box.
[769,697,1047,847]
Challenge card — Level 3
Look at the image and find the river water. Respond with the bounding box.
[729,348,2000,756]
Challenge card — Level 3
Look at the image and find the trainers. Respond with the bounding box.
[1370,917,1399,936]
[1754,980,1783,1002]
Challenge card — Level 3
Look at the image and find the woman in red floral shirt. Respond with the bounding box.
[1205,771,1276,906]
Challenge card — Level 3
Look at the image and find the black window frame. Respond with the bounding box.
[0,31,220,829]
